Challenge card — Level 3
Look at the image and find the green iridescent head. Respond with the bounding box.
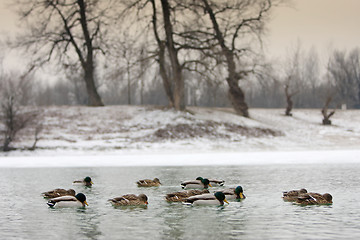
[75,193,88,205]
[84,176,92,183]
[202,178,211,187]
[196,177,203,181]
[234,186,243,195]
[214,192,226,201]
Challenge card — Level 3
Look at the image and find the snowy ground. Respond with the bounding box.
[1,105,360,167]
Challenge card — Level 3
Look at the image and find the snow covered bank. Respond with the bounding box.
[1,106,360,158]
[1,149,359,168]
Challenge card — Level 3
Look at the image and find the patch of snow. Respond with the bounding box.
[1,106,360,165]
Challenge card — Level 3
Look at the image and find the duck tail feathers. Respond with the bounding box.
[47,201,55,208]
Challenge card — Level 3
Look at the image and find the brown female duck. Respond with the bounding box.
[296,192,333,205]
[282,188,307,202]
[108,194,148,206]
[136,178,161,187]
[42,188,76,199]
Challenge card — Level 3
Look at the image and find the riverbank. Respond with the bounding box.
[1,105,360,156]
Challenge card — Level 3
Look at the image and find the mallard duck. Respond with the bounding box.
[196,177,225,187]
[181,178,212,189]
[42,188,76,199]
[136,178,161,187]
[296,192,333,205]
[73,176,93,187]
[108,194,148,206]
[183,192,229,206]
[47,193,88,208]
[220,186,246,200]
[209,179,225,186]
[165,189,210,202]
[282,188,307,202]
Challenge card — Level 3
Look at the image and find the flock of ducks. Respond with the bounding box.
[41,176,333,208]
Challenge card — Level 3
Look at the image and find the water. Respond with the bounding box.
[0,163,360,239]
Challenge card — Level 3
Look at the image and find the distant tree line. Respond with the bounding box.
[6,45,359,111]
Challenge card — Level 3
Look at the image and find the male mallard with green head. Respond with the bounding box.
[108,194,148,206]
[42,188,76,199]
[73,176,93,187]
[196,177,225,186]
[165,189,210,202]
[282,188,307,202]
[183,192,229,206]
[296,192,333,205]
[181,178,212,189]
[47,193,88,208]
[136,178,161,187]
[220,186,246,200]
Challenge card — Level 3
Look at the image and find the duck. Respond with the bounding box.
[220,186,246,200]
[296,192,333,205]
[136,178,161,187]
[73,176,93,187]
[196,177,225,187]
[108,194,148,206]
[282,188,307,202]
[208,179,225,186]
[47,193,88,208]
[181,178,212,189]
[165,189,210,202]
[42,188,76,199]
[183,192,229,206]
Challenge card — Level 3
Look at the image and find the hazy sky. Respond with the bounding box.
[1,0,360,66]
[267,0,360,59]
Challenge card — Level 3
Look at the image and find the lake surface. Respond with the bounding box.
[0,163,359,239]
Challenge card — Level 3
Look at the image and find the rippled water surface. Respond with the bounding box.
[1,163,360,239]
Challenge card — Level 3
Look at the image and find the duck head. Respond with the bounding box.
[299,188,307,194]
[84,176,93,185]
[323,193,332,202]
[214,192,229,204]
[234,186,244,199]
[153,178,161,184]
[75,193,88,206]
[139,194,149,204]
[202,178,212,188]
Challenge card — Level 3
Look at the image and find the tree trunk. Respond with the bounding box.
[78,0,104,106]
[150,0,174,108]
[84,64,104,106]
[160,0,185,111]
[321,96,336,125]
[127,63,131,105]
[225,50,249,117]
[158,44,175,107]
[202,0,249,117]
[284,84,293,116]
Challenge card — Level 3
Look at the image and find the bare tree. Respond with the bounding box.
[284,78,299,116]
[148,0,185,110]
[0,73,40,151]
[150,0,175,108]
[12,0,119,106]
[280,41,304,115]
[175,0,278,117]
[328,48,360,108]
[321,95,336,125]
